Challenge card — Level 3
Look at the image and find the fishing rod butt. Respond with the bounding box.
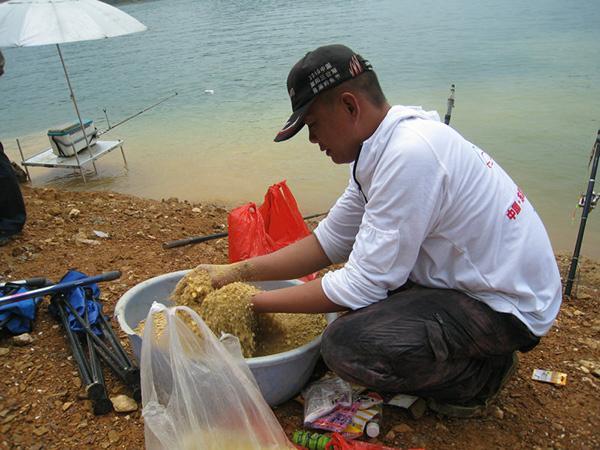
[131,385,142,403]
[100,270,122,282]
[86,382,106,401]
[162,239,188,249]
[124,367,141,387]
[23,277,51,288]
[92,397,113,416]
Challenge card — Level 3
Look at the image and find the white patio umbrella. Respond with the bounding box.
[0,0,147,160]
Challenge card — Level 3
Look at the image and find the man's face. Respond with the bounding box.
[303,93,361,164]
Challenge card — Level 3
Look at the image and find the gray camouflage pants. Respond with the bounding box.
[320,284,540,404]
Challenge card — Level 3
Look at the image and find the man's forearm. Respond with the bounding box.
[243,233,331,282]
[252,277,347,313]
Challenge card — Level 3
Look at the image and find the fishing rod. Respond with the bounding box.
[163,211,329,249]
[444,84,455,125]
[97,92,178,136]
[0,277,49,289]
[0,271,121,307]
[564,129,600,298]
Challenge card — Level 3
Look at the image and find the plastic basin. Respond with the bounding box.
[115,270,334,406]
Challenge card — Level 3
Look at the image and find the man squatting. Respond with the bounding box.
[201,44,562,417]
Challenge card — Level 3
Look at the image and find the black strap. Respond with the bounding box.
[352,144,368,203]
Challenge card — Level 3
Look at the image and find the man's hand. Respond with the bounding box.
[195,262,252,289]
[195,234,331,292]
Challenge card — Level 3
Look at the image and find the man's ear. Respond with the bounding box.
[340,92,360,119]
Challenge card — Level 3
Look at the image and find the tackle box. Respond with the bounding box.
[48,120,98,157]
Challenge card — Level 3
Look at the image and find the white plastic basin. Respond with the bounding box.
[115,270,334,406]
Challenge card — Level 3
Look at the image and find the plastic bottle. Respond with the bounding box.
[365,404,382,438]
[292,430,332,450]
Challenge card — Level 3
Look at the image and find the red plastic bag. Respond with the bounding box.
[228,202,275,262]
[228,181,316,281]
[259,180,311,251]
[325,433,403,450]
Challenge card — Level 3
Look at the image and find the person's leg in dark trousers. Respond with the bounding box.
[0,142,26,242]
[321,284,539,415]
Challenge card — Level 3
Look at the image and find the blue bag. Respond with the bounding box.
[48,270,103,335]
[0,285,41,334]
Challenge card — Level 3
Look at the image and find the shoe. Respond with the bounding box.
[427,397,487,418]
[427,352,519,418]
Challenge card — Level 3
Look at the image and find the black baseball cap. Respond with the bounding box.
[274,44,373,142]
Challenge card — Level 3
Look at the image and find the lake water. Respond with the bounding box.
[1,0,599,258]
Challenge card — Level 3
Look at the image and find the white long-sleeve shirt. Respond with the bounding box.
[314,106,562,336]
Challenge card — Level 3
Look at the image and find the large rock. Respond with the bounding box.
[12,333,33,346]
[110,394,137,413]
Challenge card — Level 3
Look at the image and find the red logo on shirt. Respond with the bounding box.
[506,188,526,220]
[481,151,494,169]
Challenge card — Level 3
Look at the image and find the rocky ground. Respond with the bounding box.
[0,186,599,450]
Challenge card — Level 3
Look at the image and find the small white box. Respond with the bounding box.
[48,120,98,157]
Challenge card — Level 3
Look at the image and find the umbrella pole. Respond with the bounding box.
[56,44,97,174]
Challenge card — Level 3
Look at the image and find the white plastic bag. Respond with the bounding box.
[140,302,294,450]
[302,374,353,424]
